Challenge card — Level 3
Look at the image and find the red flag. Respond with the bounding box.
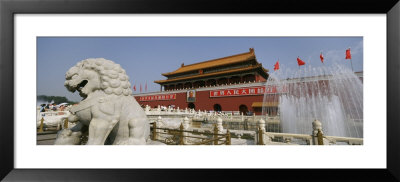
[297,57,305,66]
[274,61,279,71]
[133,84,136,91]
[145,82,147,92]
[320,53,324,63]
[345,48,351,59]
[140,84,142,92]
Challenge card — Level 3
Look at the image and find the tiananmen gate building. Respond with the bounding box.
[133,48,279,115]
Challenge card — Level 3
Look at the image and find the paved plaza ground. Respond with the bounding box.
[37,131,57,145]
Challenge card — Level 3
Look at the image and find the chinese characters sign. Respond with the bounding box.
[209,86,288,97]
[139,94,176,101]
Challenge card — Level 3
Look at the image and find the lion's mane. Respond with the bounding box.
[69,58,133,96]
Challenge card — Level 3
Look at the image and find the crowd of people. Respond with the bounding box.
[39,103,69,112]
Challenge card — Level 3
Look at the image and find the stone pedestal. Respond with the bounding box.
[312,119,324,145]
[182,117,190,144]
[216,117,223,134]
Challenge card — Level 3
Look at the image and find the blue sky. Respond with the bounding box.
[37,37,363,102]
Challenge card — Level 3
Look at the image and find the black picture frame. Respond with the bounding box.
[1,0,399,181]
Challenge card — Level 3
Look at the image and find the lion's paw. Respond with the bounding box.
[127,137,146,145]
[54,129,82,145]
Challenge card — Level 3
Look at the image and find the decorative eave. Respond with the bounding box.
[262,67,268,73]
[161,48,257,77]
[154,64,267,84]
[257,65,269,78]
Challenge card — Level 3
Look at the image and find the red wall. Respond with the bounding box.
[134,90,265,114]
[255,74,267,82]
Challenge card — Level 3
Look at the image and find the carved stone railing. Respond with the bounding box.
[257,119,363,145]
[144,106,280,126]
[263,132,313,145]
[37,110,74,131]
[324,136,363,145]
[150,117,231,145]
[149,116,363,145]
[39,111,69,116]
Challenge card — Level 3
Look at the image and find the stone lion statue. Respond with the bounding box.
[54,58,150,145]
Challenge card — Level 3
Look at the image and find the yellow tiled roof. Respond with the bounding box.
[162,48,256,76]
[155,64,266,84]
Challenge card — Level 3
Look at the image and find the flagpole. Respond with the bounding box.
[298,56,300,70]
[347,48,354,72]
[350,58,354,72]
[320,52,327,76]
[321,52,324,65]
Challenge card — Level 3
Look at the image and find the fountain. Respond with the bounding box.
[262,63,363,138]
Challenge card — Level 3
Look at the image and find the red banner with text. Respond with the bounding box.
[210,86,287,97]
[139,94,176,101]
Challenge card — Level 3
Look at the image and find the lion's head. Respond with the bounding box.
[65,58,132,100]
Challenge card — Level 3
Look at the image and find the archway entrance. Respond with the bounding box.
[213,104,222,112]
[239,105,248,115]
[188,103,195,110]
